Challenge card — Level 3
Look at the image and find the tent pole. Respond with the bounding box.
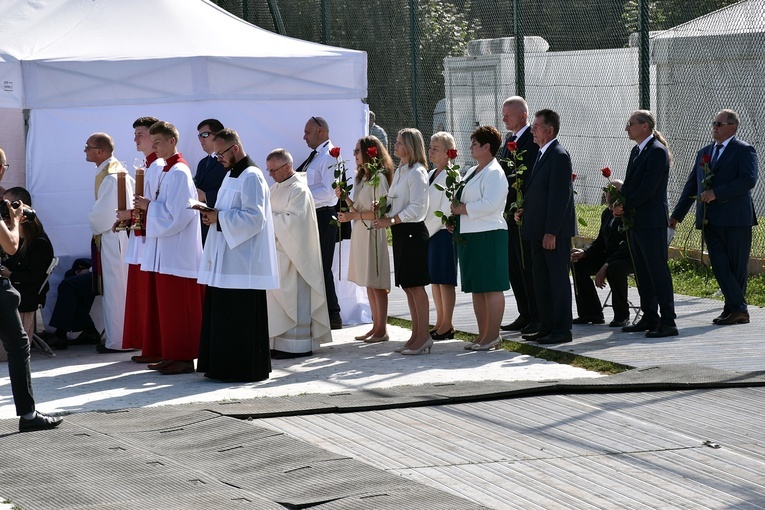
[266,0,287,35]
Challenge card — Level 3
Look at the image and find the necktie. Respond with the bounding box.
[710,144,723,166]
[296,150,317,172]
[508,135,517,142]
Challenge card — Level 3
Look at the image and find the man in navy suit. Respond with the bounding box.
[613,110,677,338]
[498,96,539,334]
[195,118,228,244]
[516,109,575,344]
[670,109,758,325]
[571,180,633,327]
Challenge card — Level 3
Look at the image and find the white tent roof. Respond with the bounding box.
[1,0,366,108]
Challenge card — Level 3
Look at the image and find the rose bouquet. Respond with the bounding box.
[329,147,352,278]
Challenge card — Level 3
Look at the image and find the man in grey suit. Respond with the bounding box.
[516,109,576,344]
[670,109,758,325]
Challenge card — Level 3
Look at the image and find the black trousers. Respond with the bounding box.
[0,278,35,416]
[629,227,676,326]
[315,206,340,317]
[506,220,536,323]
[530,237,572,335]
[48,272,97,332]
[572,255,633,320]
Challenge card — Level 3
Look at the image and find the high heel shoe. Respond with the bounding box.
[463,341,477,350]
[364,334,389,343]
[401,338,433,355]
[470,337,502,351]
[431,328,455,340]
[394,341,412,353]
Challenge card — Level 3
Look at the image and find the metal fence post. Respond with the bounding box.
[638,0,650,110]
[514,0,525,98]
[410,0,420,129]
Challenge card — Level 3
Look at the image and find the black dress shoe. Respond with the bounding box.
[329,316,343,330]
[715,311,750,325]
[500,317,530,331]
[712,310,730,324]
[622,320,658,333]
[609,318,630,328]
[645,324,679,338]
[536,332,573,344]
[572,316,605,325]
[520,323,540,335]
[521,331,550,341]
[73,330,102,345]
[270,349,313,360]
[96,344,128,354]
[46,336,68,350]
[19,412,63,433]
[431,328,455,340]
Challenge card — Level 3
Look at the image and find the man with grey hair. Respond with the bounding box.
[670,109,758,326]
[85,132,133,353]
[499,96,539,335]
[197,129,278,382]
[267,148,331,359]
[369,110,388,149]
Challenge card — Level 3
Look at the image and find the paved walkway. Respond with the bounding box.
[1,275,764,509]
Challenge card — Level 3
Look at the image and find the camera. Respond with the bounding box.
[0,200,36,223]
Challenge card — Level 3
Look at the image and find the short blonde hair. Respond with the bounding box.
[430,131,455,151]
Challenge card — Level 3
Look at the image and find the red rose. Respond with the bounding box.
[506,141,518,152]
[701,154,712,164]
[329,147,341,158]
[572,173,577,181]
[366,146,378,158]
[447,149,458,160]
[601,167,611,178]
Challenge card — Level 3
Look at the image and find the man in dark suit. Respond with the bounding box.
[499,96,539,334]
[195,118,228,244]
[571,180,634,327]
[613,110,677,338]
[516,109,575,344]
[670,109,758,325]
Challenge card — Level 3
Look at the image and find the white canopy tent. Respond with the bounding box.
[0,0,368,324]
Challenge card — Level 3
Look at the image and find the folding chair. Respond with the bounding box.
[30,256,59,357]
[602,273,642,325]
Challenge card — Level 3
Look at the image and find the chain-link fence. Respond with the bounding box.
[213,0,765,257]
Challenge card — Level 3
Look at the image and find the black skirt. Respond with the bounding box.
[391,221,430,288]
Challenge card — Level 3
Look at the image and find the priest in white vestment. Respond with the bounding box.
[197,129,279,382]
[267,148,332,359]
[85,133,134,352]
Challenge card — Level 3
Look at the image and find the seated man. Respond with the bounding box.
[46,259,100,349]
[570,180,634,327]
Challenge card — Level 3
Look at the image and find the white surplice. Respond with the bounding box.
[267,173,332,352]
[198,164,279,290]
[88,157,133,349]
[123,157,162,265]
[141,158,201,278]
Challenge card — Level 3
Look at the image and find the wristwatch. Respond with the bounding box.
[389,216,396,224]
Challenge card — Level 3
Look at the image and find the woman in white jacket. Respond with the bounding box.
[425,132,458,340]
[450,126,509,351]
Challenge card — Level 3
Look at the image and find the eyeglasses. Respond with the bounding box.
[311,116,322,128]
[198,131,213,139]
[353,148,361,155]
[1,164,8,171]
[268,162,290,173]
[84,145,100,151]
[712,121,735,127]
[215,145,236,159]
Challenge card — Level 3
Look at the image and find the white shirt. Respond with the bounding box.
[124,157,163,265]
[459,159,508,234]
[387,162,428,223]
[425,167,457,237]
[303,140,338,208]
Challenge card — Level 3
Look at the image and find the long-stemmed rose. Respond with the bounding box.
[433,149,462,230]
[681,153,714,274]
[363,145,390,276]
[499,141,528,267]
[601,166,639,286]
[329,147,352,279]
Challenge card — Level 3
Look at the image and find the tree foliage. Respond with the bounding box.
[622,0,739,33]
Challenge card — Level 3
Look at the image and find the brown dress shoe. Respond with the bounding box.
[715,311,750,325]
[147,359,172,370]
[132,355,163,364]
[158,360,195,375]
